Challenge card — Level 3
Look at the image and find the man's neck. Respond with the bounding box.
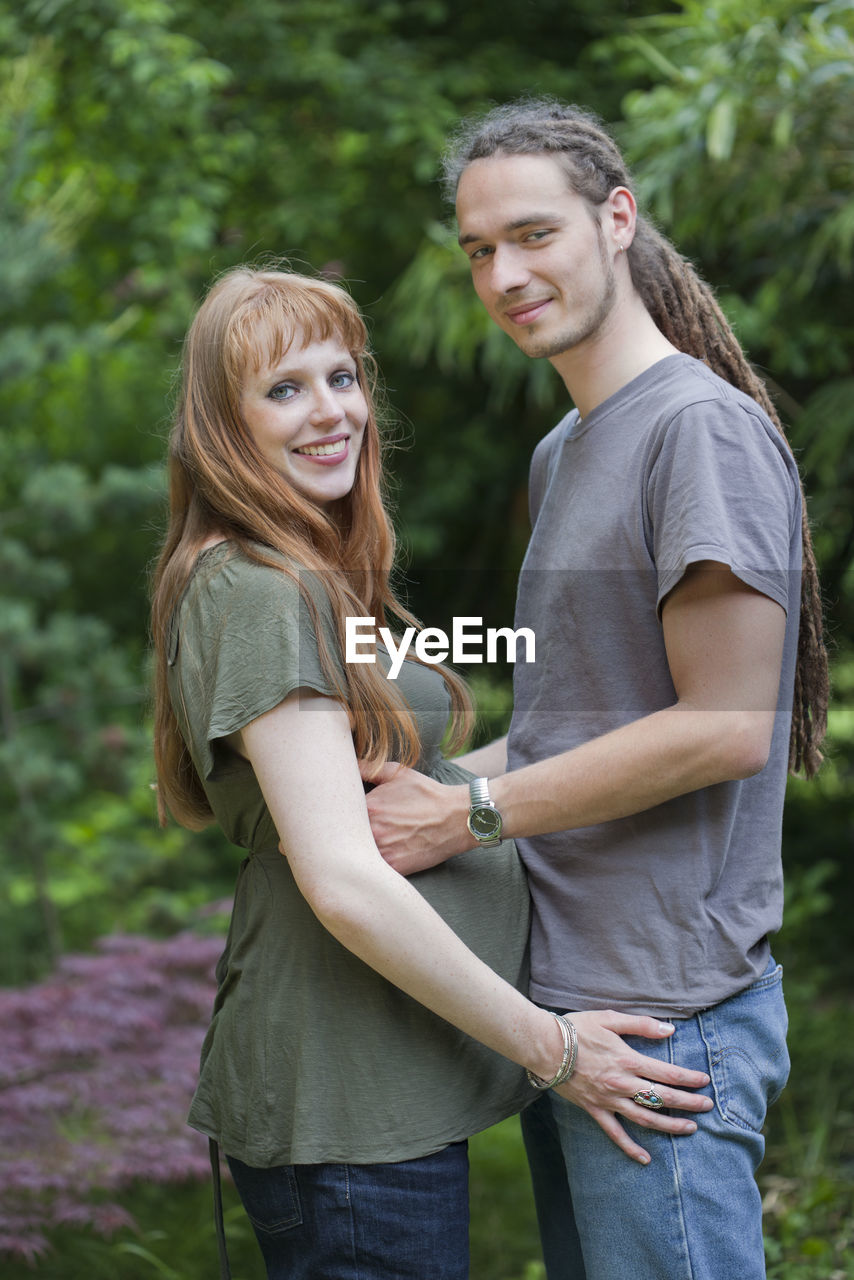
[551,294,679,420]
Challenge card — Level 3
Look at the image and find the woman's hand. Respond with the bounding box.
[554,1011,713,1163]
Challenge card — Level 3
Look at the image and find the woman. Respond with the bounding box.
[150,266,711,1280]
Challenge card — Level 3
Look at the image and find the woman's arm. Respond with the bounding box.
[238,691,712,1163]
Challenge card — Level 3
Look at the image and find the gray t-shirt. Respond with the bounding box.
[508,354,801,1017]
[168,543,531,1166]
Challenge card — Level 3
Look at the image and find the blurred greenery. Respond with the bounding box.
[1,0,852,1273]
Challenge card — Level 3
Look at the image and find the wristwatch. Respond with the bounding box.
[466,777,504,847]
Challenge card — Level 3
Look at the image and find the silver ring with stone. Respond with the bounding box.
[632,1088,665,1110]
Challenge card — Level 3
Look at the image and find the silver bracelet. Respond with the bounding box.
[526,1013,578,1090]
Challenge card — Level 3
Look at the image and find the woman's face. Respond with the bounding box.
[239,327,369,508]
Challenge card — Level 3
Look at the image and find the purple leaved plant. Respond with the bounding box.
[0,930,223,1262]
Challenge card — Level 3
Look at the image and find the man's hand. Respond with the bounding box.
[359,762,474,874]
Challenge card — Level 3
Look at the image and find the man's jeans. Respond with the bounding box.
[226,1139,469,1279]
[521,960,789,1280]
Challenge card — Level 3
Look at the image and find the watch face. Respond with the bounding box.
[469,806,502,840]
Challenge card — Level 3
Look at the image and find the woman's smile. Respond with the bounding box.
[293,433,349,460]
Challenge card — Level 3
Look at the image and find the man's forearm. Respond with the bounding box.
[490,701,771,841]
[364,702,770,871]
[492,566,784,839]
[368,569,784,867]
[455,734,508,778]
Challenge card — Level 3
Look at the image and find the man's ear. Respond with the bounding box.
[607,186,637,253]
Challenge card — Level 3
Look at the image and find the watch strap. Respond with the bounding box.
[469,776,492,808]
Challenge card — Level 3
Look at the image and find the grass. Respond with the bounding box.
[469,1118,544,1280]
[760,985,854,1279]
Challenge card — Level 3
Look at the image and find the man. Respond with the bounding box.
[364,100,827,1280]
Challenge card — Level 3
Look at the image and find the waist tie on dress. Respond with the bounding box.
[209,1138,232,1280]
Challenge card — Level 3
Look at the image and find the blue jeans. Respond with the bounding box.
[225,1140,469,1279]
[521,961,790,1280]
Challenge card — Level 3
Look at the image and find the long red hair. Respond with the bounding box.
[151,266,472,829]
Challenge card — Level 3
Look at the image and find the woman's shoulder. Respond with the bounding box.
[185,540,309,616]
[177,541,344,678]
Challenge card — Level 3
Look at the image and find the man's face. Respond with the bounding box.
[455,153,618,361]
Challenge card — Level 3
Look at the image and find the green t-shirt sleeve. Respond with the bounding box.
[172,550,347,781]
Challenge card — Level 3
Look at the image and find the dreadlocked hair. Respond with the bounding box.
[443,97,828,776]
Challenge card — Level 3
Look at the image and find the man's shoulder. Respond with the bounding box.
[530,411,575,478]
[628,356,791,471]
[537,409,577,451]
[645,353,765,420]
[528,411,577,522]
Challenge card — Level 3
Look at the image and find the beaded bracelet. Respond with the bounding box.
[526,1013,578,1091]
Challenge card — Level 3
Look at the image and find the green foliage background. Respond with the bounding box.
[1,0,852,1274]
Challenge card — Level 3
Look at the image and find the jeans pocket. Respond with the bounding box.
[701,963,791,1133]
[226,1156,303,1237]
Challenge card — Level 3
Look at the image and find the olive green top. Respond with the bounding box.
[167,542,531,1166]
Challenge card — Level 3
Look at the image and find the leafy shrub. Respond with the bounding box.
[0,931,221,1263]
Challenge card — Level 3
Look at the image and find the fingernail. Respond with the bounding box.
[638,1153,651,1165]
[657,1022,675,1033]
[685,1122,697,1133]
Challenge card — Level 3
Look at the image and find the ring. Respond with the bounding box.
[632,1088,665,1110]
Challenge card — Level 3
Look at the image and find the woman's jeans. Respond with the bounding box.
[521,960,790,1280]
[226,1139,469,1279]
